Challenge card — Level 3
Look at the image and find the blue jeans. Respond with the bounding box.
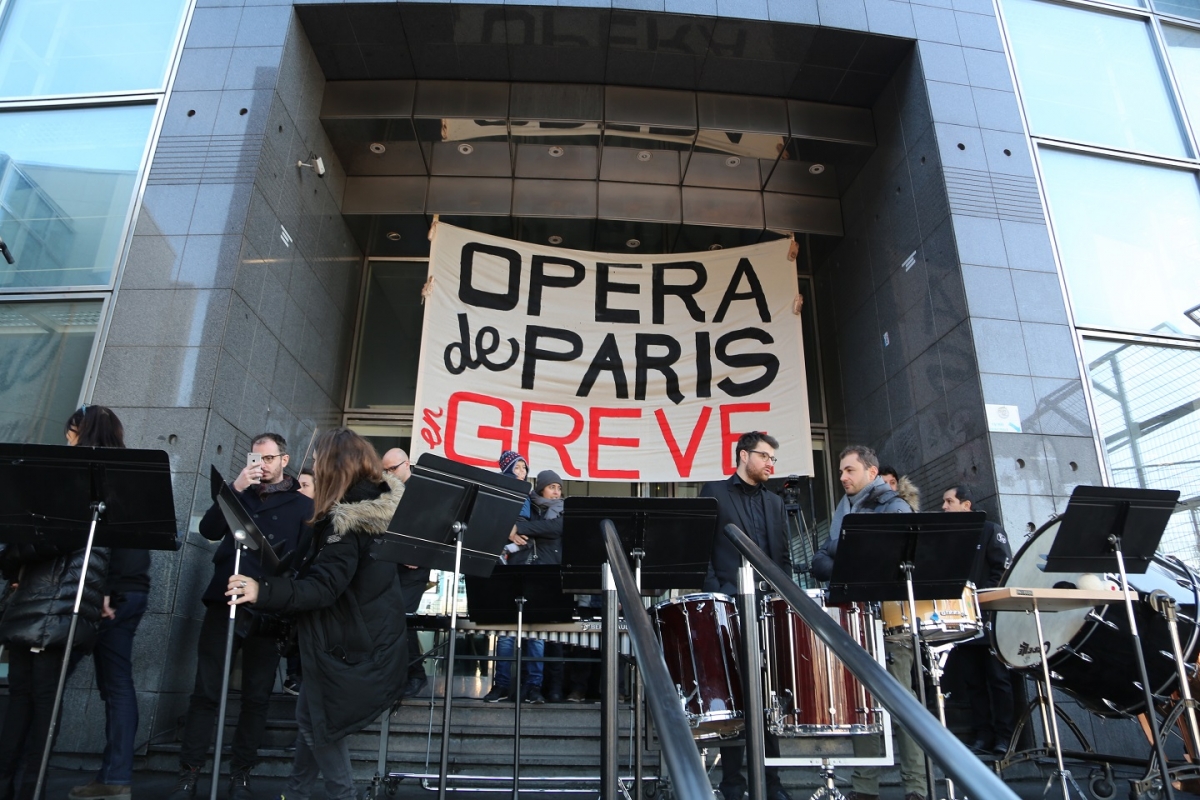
[92,591,148,786]
[493,637,543,690]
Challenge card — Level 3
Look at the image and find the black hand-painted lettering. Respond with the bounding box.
[522,326,584,390]
[635,333,684,405]
[652,262,707,324]
[529,255,585,316]
[577,333,629,399]
[459,242,522,311]
[715,328,778,397]
[714,257,770,323]
[443,313,520,375]
[595,262,641,324]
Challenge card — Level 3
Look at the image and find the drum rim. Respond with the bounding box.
[655,591,736,609]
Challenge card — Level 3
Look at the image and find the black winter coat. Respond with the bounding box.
[0,541,109,651]
[508,504,563,566]
[253,475,407,746]
[701,475,791,596]
[198,478,313,605]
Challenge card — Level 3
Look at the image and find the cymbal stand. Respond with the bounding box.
[902,562,938,799]
[924,642,958,800]
[1109,536,1175,800]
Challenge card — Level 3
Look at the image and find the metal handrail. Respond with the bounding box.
[602,521,715,800]
[722,523,1020,800]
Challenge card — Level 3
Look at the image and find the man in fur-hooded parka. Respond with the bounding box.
[252,474,407,746]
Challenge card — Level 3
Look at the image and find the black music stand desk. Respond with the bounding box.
[0,443,177,800]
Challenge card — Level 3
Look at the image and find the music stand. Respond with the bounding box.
[207,466,288,800]
[1044,486,1181,800]
[464,566,574,799]
[561,497,718,798]
[827,511,984,800]
[0,443,177,800]
[374,453,528,800]
[560,497,718,594]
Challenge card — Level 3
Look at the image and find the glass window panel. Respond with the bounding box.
[0,0,187,98]
[1155,0,1200,21]
[1039,148,1200,336]
[1083,338,1200,564]
[1003,0,1188,157]
[1164,25,1200,133]
[350,261,429,409]
[0,298,101,444]
[0,104,154,289]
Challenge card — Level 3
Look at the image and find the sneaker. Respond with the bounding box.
[523,686,546,704]
[482,686,509,703]
[282,675,301,696]
[546,687,564,703]
[165,767,199,800]
[228,768,253,800]
[566,689,586,703]
[69,784,131,799]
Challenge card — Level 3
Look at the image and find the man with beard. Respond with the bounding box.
[811,445,923,800]
[702,432,791,800]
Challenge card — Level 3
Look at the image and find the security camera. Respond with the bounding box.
[297,156,326,177]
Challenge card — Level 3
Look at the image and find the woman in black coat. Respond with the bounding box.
[227,429,407,800]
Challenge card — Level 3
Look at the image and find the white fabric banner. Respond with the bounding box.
[411,223,813,482]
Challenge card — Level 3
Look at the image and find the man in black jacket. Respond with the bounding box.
[167,433,313,800]
[942,484,1015,757]
[701,431,791,800]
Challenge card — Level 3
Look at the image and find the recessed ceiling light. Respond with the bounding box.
[708,244,723,251]
[457,143,474,155]
[625,238,641,249]
[725,156,741,168]
[548,235,563,245]
[809,163,825,174]
[548,146,564,158]
[385,231,401,241]
[369,142,387,154]
[637,151,652,162]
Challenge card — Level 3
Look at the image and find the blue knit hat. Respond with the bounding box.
[498,450,528,476]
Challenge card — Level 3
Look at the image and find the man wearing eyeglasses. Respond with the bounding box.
[701,431,791,800]
[383,448,430,699]
[168,433,313,800]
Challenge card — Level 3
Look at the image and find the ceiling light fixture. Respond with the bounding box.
[708,244,723,251]
[809,163,825,175]
[548,146,564,158]
[457,143,474,155]
[548,235,564,245]
[625,238,641,249]
[369,142,387,154]
[725,156,741,168]
[637,151,652,162]
[385,232,401,241]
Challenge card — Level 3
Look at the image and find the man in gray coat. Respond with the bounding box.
[811,445,925,800]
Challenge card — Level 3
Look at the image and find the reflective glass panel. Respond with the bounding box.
[350,261,428,409]
[1039,147,1200,336]
[1164,25,1200,131]
[0,0,187,98]
[1003,0,1188,157]
[1084,338,1200,563]
[1155,0,1200,21]
[0,299,101,443]
[0,104,154,288]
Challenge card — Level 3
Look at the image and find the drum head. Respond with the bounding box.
[993,516,1091,670]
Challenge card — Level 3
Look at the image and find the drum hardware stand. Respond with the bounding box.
[511,594,526,800]
[211,544,245,800]
[739,558,769,800]
[923,642,959,800]
[901,561,939,800]
[807,764,848,800]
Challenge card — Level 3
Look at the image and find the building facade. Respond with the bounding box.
[0,0,1197,765]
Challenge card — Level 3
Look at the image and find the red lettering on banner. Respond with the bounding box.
[420,406,444,449]
[589,408,641,480]
[720,403,770,475]
[444,392,514,467]
[519,403,584,478]
[655,406,712,478]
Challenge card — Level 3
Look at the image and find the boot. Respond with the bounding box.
[165,767,199,800]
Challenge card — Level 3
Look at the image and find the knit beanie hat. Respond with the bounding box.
[498,450,528,476]
[535,470,563,495]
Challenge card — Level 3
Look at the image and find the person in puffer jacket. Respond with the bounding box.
[0,537,109,800]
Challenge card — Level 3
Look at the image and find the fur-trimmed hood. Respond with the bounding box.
[896,476,920,512]
[327,473,404,539]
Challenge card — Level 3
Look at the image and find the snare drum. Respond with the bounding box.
[762,591,884,737]
[652,593,743,739]
[881,584,982,644]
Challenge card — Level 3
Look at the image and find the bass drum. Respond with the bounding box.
[992,515,1200,717]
